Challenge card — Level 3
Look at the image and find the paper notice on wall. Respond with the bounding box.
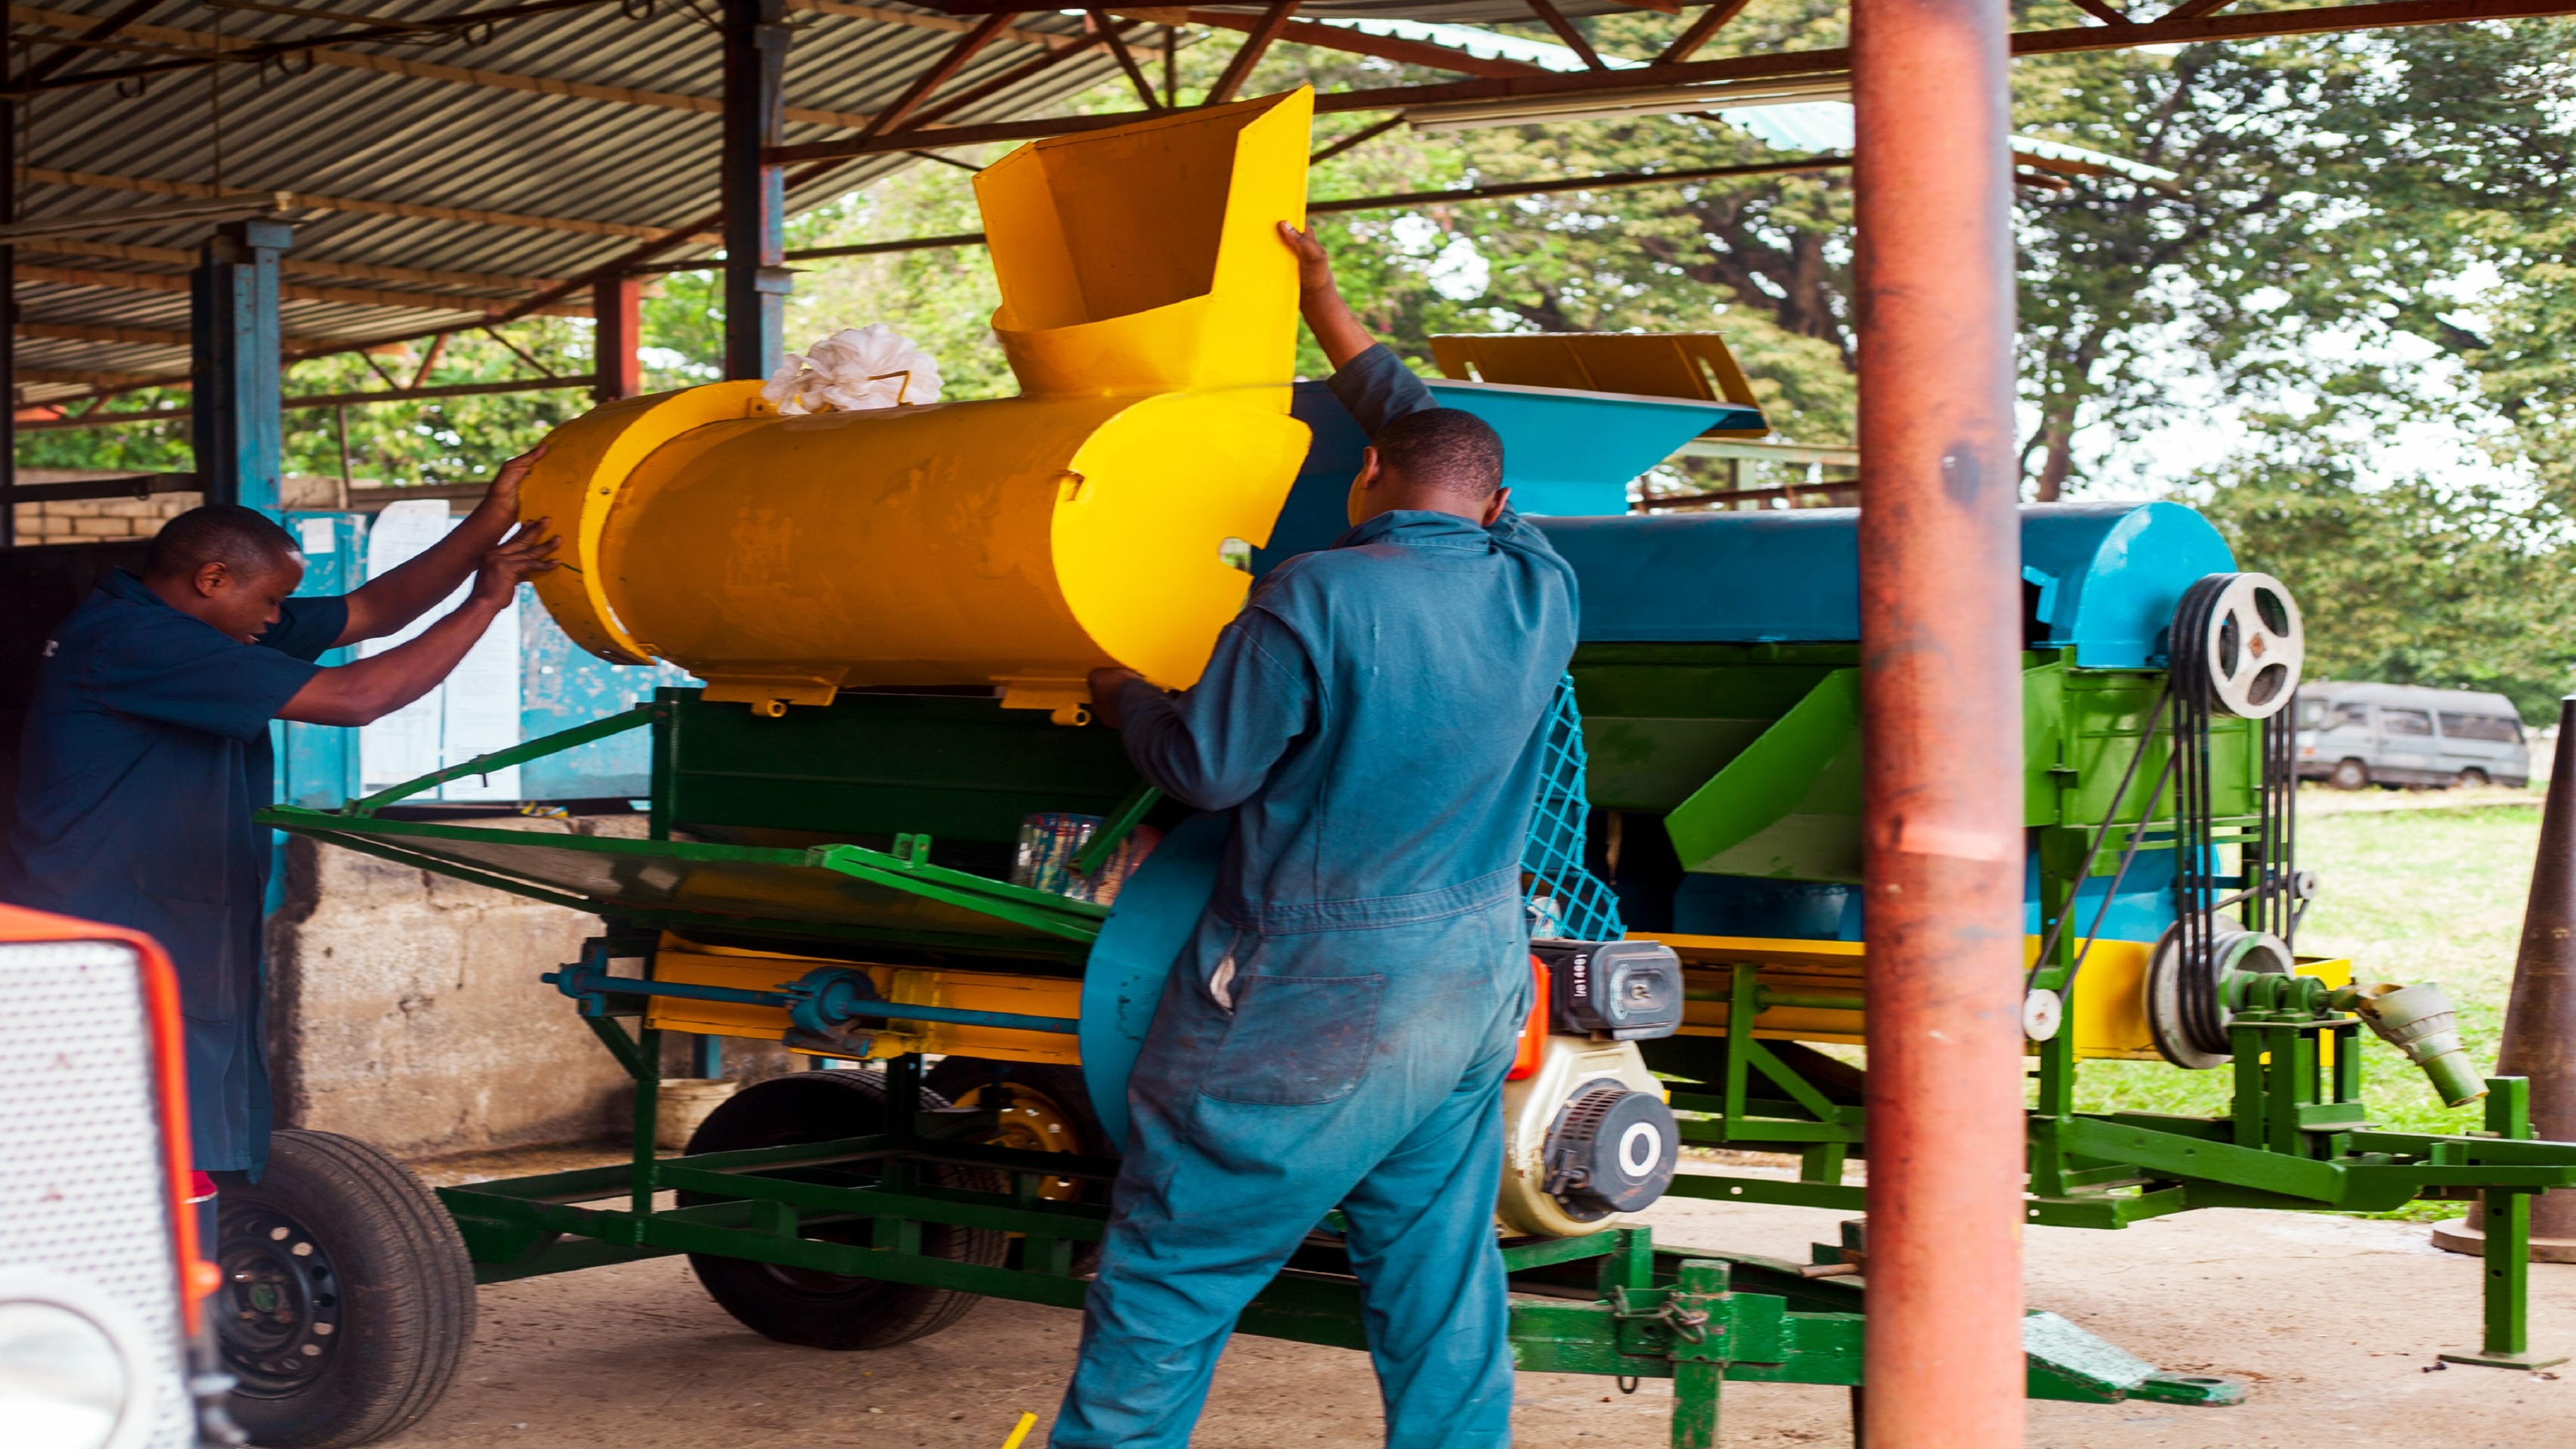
[438,590,521,800]
[357,499,521,798]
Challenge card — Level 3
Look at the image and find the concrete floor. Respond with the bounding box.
[384,1153,2576,1449]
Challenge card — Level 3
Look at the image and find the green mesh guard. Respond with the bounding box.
[1523,674,1626,942]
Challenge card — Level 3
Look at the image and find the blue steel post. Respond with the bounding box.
[721,0,790,382]
[190,218,294,514]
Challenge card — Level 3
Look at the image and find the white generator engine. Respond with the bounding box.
[1497,940,1687,1237]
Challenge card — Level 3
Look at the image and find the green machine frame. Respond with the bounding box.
[261,689,2253,1445]
[1572,642,2576,1370]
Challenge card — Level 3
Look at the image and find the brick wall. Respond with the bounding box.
[10,473,451,540]
[12,492,205,541]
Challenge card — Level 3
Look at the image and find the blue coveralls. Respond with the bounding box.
[0,569,348,1178]
[1052,345,1578,1448]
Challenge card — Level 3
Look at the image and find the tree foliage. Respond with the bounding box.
[2195,445,2576,720]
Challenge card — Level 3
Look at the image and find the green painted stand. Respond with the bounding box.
[261,687,2256,1435]
[2441,1079,2570,1370]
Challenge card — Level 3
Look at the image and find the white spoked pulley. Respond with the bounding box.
[2185,572,2302,719]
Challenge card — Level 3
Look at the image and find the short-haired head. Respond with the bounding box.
[1371,408,1504,497]
[145,503,302,584]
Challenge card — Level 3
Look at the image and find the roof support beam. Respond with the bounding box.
[7,6,882,128]
[1146,8,1544,79]
[1525,0,1610,70]
[13,0,164,86]
[790,0,1152,54]
[15,262,591,316]
[1088,11,1164,110]
[1656,0,1755,63]
[723,0,793,381]
[905,23,1118,128]
[20,236,564,293]
[1206,0,1301,104]
[772,0,2576,164]
[766,153,1852,260]
[2064,0,2139,26]
[861,9,1022,138]
[17,374,603,431]
[23,165,716,243]
[1,0,632,96]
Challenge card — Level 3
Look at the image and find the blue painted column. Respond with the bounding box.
[190,218,294,514]
[721,0,790,381]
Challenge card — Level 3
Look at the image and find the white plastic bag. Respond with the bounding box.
[761,324,944,415]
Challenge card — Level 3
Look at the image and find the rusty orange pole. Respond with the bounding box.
[1851,0,2024,1437]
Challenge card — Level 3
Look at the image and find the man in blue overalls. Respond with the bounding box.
[2,457,556,1203]
[1053,225,1577,1448]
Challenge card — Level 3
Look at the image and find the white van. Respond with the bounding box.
[2296,682,2531,789]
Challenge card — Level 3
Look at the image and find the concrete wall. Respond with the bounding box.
[263,816,638,1156]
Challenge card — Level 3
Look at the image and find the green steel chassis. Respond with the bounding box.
[1576,644,2576,1370]
[252,669,2574,1444]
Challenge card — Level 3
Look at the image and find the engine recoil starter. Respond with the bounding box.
[1542,1080,1681,1221]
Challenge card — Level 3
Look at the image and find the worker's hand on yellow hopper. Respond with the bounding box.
[471,518,561,606]
[480,442,548,521]
[1276,221,1373,370]
[1277,221,1334,294]
[1088,666,1146,730]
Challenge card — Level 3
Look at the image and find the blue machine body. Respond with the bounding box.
[1253,376,1746,572]
[1243,376,2234,955]
[1533,500,2236,666]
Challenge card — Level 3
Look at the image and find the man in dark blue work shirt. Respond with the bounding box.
[1051,224,1577,1449]
[2,455,557,1190]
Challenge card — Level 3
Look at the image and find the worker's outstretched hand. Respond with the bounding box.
[483,443,549,518]
[469,518,561,605]
[1276,222,1373,370]
[1277,221,1334,295]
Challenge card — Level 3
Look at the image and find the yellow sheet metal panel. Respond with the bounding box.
[1427,333,1767,439]
[518,380,770,666]
[982,89,1310,396]
[644,944,1082,1067]
[518,91,1317,716]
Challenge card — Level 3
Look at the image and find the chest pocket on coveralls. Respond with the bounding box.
[1200,972,1385,1106]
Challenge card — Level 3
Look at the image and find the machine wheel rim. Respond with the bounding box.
[949,1082,1086,1201]
[218,1206,345,1396]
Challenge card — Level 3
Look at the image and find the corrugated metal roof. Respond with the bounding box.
[7,0,1181,399]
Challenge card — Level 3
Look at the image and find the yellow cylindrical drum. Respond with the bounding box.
[519,90,1317,719]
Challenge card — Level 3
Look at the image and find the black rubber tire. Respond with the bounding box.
[923,1058,1109,1274]
[682,1070,1005,1350]
[2459,767,2491,788]
[216,1130,476,1449]
[2330,757,2370,791]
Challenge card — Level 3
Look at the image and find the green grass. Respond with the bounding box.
[2073,800,2542,1145]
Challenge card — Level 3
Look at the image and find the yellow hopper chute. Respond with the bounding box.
[519,89,1317,721]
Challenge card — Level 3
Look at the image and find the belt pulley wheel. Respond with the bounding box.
[2146,927,2294,1070]
[2172,572,2304,720]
